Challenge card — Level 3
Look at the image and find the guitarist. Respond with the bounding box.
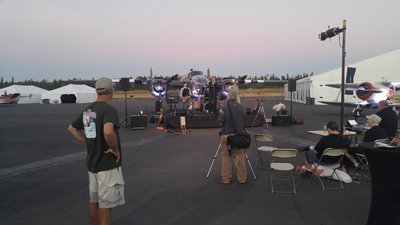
[179,82,192,111]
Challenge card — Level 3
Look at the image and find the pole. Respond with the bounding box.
[124,91,128,128]
[340,19,347,134]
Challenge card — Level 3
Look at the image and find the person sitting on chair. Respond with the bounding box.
[179,82,192,111]
[345,114,387,167]
[217,90,247,184]
[303,121,351,176]
[376,100,398,138]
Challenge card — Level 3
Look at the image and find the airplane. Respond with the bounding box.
[0,92,21,104]
[319,81,400,117]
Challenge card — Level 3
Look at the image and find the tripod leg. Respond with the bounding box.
[206,143,221,178]
[261,107,268,128]
[245,152,257,180]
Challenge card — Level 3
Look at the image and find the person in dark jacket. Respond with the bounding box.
[217,90,247,184]
[304,121,351,175]
[376,100,398,138]
[346,114,387,167]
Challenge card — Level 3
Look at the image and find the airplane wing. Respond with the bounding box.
[318,101,362,107]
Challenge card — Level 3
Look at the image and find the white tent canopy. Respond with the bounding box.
[42,84,96,104]
[0,85,47,104]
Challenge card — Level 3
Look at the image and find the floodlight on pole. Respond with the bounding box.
[318,19,347,134]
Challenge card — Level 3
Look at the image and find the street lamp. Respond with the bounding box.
[319,19,347,134]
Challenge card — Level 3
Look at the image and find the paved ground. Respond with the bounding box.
[0,97,387,225]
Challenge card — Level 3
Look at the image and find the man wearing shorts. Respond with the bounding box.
[68,77,125,225]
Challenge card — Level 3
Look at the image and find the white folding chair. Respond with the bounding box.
[269,148,297,194]
[313,148,347,191]
[254,134,275,169]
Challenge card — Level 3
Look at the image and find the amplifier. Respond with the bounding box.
[129,115,148,129]
[272,115,292,126]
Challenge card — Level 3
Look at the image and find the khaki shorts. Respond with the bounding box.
[88,167,125,208]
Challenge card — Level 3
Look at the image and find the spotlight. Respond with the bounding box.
[318,27,344,41]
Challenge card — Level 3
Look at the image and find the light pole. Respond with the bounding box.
[319,19,347,134]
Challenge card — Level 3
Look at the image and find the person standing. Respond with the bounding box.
[179,82,192,111]
[230,79,241,103]
[68,77,125,225]
[376,100,398,138]
[207,76,220,114]
[217,90,247,184]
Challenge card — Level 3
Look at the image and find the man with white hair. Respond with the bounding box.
[217,90,247,184]
[346,114,387,167]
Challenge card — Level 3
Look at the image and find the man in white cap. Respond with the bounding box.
[364,114,387,141]
[346,114,387,167]
[68,77,125,225]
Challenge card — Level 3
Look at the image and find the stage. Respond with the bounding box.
[164,113,265,129]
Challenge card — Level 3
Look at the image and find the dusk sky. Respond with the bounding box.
[1,0,399,82]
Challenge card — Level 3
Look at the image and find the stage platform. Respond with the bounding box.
[164,113,265,129]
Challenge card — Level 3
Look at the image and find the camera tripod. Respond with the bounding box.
[252,99,268,127]
[205,143,257,180]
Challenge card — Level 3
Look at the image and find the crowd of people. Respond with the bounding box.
[67,77,399,224]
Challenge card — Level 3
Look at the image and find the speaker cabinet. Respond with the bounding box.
[272,115,292,126]
[120,78,130,91]
[129,115,148,129]
[288,79,296,92]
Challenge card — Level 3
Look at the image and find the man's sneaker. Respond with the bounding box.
[219,179,231,185]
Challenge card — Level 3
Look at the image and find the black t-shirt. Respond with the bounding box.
[363,126,387,142]
[218,101,246,135]
[377,107,398,137]
[71,101,121,173]
[314,134,351,163]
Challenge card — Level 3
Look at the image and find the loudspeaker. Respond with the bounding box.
[120,78,130,91]
[176,109,186,116]
[245,107,252,115]
[129,115,148,129]
[272,115,292,126]
[288,79,296,92]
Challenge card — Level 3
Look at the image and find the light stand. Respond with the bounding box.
[319,19,347,134]
[252,99,268,127]
[119,78,130,128]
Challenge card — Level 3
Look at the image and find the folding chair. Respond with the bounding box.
[313,148,347,191]
[355,153,369,172]
[269,148,297,194]
[254,134,275,169]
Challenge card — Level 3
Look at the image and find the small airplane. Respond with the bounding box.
[113,70,286,100]
[0,92,21,104]
[319,81,400,117]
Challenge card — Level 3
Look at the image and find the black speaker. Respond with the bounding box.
[176,109,186,116]
[120,78,130,91]
[288,79,296,92]
[245,107,252,115]
[129,115,148,129]
[272,115,292,126]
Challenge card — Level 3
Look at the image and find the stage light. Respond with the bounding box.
[319,27,344,41]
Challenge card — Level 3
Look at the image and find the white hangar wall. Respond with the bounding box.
[285,48,400,105]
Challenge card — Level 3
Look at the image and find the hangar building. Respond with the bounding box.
[285,48,400,105]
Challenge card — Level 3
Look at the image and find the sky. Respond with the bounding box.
[1,0,399,82]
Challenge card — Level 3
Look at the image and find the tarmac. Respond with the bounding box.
[0,97,384,225]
